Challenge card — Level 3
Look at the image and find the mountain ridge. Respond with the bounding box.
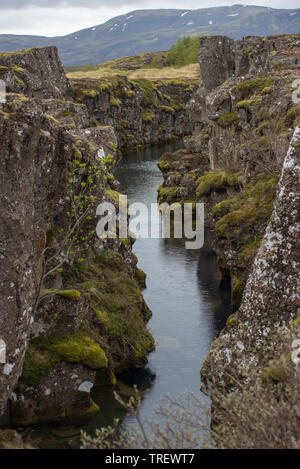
[0,5,299,65]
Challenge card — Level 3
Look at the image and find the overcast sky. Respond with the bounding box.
[0,0,299,36]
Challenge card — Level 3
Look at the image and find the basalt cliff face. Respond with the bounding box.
[201,127,300,447]
[157,34,300,447]
[158,34,300,307]
[0,34,299,446]
[71,76,197,150]
[0,47,154,427]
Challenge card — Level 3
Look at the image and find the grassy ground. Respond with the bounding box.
[66,63,200,81]
[128,64,200,80]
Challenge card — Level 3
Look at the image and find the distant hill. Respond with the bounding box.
[0,5,299,66]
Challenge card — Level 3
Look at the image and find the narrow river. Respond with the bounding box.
[30,141,230,448]
[86,141,231,434]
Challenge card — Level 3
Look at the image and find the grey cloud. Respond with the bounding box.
[0,0,299,11]
[0,0,137,9]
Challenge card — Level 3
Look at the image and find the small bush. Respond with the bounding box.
[166,35,202,67]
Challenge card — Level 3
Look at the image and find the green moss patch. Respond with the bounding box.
[22,346,54,387]
[231,276,245,307]
[134,268,147,289]
[240,238,263,265]
[22,328,108,388]
[105,189,120,206]
[57,289,81,300]
[226,314,237,328]
[213,198,237,219]
[0,66,9,76]
[215,173,278,242]
[237,98,262,109]
[217,112,239,128]
[283,105,300,128]
[12,64,26,75]
[237,77,275,92]
[40,289,81,301]
[130,78,158,106]
[51,333,108,369]
[110,97,121,108]
[214,173,279,292]
[142,109,154,123]
[157,185,182,204]
[80,251,155,364]
[83,89,98,98]
[196,171,243,198]
[160,104,175,114]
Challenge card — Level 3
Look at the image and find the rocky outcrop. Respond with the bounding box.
[155,33,299,446]
[72,76,197,149]
[0,46,73,99]
[198,34,300,93]
[0,47,154,426]
[201,127,300,447]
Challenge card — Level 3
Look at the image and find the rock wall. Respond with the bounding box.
[71,76,197,149]
[201,127,300,447]
[0,47,154,425]
[157,33,300,308]
[0,46,73,99]
[155,33,300,446]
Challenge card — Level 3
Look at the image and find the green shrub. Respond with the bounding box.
[166,35,202,67]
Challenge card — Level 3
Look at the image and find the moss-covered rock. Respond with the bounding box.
[262,353,293,383]
[104,188,120,206]
[110,97,121,108]
[142,110,155,123]
[157,184,182,204]
[226,314,237,328]
[217,112,239,128]
[23,328,108,388]
[213,198,237,219]
[79,251,155,370]
[215,173,278,241]
[236,77,275,92]
[231,276,245,308]
[196,171,242,198]
[135,267,147,289]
